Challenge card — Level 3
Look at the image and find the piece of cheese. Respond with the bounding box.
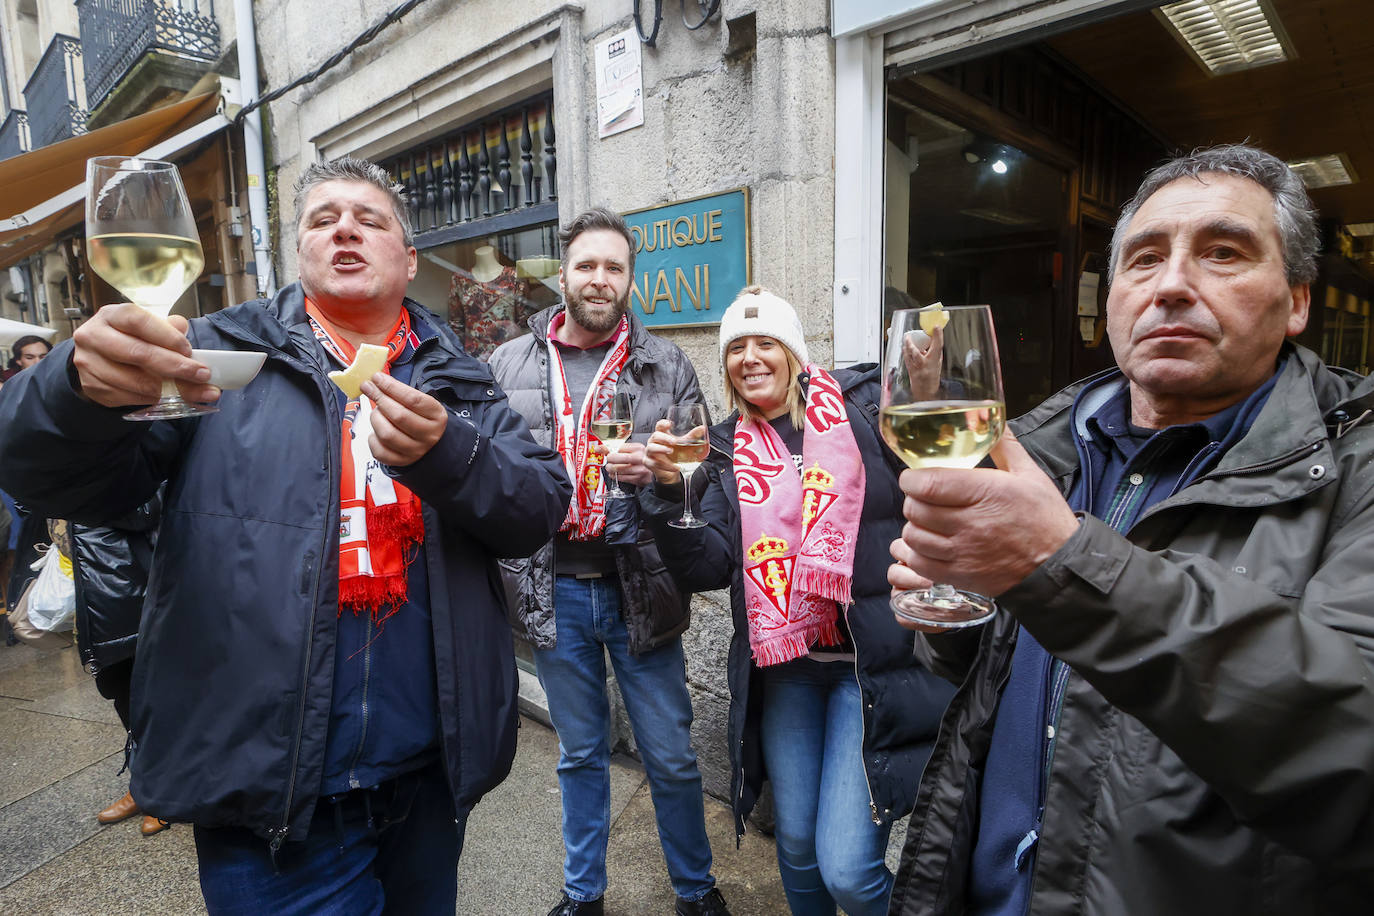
[327,343,389,399]
[918,301,949,335]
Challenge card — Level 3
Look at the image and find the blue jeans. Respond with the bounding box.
[761,659,894,916]
[194,761,465,915]
[534,576,715,902]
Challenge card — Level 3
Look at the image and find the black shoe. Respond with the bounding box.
[547,893,604,916]
[676,887,730,916]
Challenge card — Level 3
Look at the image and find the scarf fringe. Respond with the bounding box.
[339,575,408,622]
[750,618,845,667]
[795,567,853,607]
[369,500,424,544]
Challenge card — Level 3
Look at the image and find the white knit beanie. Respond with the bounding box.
[718,287,810,366]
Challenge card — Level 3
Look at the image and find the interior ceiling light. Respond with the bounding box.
[1286,154,1357,190]
[1156,0,1295,76]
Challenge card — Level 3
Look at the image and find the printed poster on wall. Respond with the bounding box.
[596,28,644,138]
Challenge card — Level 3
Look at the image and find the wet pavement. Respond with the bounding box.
[0,638,788,914]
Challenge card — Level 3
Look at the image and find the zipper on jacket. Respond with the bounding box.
[344,612,376,789]
[846,606,885,826]
[268,378,337,855]
[1020,650,1071,877]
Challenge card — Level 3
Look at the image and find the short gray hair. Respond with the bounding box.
[293,156,414,248]
[1109,144,1319,287]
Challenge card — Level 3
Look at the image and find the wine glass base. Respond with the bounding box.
[891,588,995,629]
[123,398,219,421]
[667,517,707,529]
[604,489,632,500]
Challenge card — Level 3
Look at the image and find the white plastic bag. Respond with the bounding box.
[26,544,76,632]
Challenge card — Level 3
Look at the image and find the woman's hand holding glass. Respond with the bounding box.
[642,418,689,486]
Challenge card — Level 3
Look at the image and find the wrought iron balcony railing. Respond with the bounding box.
[0,109,30,162]
[23,35,88,150]
[380,93,558,245]
[77,0,220,111]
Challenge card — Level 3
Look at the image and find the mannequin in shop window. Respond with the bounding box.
[447,244,538,359]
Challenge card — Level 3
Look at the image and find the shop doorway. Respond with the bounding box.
[883,0,1374,409]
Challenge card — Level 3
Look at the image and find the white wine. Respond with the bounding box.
[88,232,204,317]
[590,419,631,452]
[670,438,709,475]
[881,400,1005,470]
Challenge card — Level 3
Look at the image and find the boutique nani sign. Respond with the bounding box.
[623,189,750,329]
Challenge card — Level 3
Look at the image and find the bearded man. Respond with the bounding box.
[489,207,729,916]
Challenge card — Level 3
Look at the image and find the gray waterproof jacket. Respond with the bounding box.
[890,345,1374,915]
[488,306,707,654]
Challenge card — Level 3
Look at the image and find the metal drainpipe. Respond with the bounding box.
[234,0,275,298]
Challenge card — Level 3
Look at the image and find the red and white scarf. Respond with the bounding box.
[734,366,865,666]
[307,299,424,620]
[546,310,631,540]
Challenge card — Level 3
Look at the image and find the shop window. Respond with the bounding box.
[409,225,562,360]
[383,92,561,359]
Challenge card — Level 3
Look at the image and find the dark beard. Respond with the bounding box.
[565,287,628,336]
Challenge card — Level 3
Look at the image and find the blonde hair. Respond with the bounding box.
[723,339,807,429]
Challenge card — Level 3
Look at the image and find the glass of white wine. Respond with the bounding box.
[592,392,634,500]
[665,403,710,529]
[85,156,211,421]
[881,304,1005,629]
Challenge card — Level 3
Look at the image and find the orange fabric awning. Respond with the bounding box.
[0,91,228,269]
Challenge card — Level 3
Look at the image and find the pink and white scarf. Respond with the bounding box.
[547,311,631,540]
[734,366,865,666]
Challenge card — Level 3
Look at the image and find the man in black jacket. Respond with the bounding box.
[0,157,570,914]
[887,145,1374,913]
[489,208,728,916]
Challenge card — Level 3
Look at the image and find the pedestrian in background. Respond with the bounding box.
[640,288,955,916]
[489,207,730,916]
[73,497,167,837]
[0,334,51,386]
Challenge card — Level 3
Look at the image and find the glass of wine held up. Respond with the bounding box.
[880,304,1006,629]
[665,403,710,529]
[592,392,634,500]
[85,156,211,420]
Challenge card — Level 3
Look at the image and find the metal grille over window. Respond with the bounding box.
[76,0,221,112]
[382,92,557,244]
[23,35,88,149]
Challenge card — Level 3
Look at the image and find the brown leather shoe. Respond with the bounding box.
[140,816,170,836]
[96,791,140,825]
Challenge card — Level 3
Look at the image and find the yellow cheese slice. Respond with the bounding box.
[918,302,949,335]
[327,343,389,399]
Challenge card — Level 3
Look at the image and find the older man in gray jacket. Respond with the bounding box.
[887,144,1374,914]
[489,207,728,916]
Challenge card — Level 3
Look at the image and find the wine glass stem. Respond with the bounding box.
[681,471,694,523]
[158,379,180,402]
[930,583,958,600]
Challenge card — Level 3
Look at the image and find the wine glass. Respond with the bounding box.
[592,392,634,499]
[665,403,710,529]
[86,156,211,420]
[881,305,1005,629]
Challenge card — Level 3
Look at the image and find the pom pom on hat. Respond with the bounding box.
[718,287,809,366]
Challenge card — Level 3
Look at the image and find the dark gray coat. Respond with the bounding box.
[890,346,1374,915]
[488,305,706,654]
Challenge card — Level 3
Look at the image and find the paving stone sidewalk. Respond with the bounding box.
[0,639,787,915]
